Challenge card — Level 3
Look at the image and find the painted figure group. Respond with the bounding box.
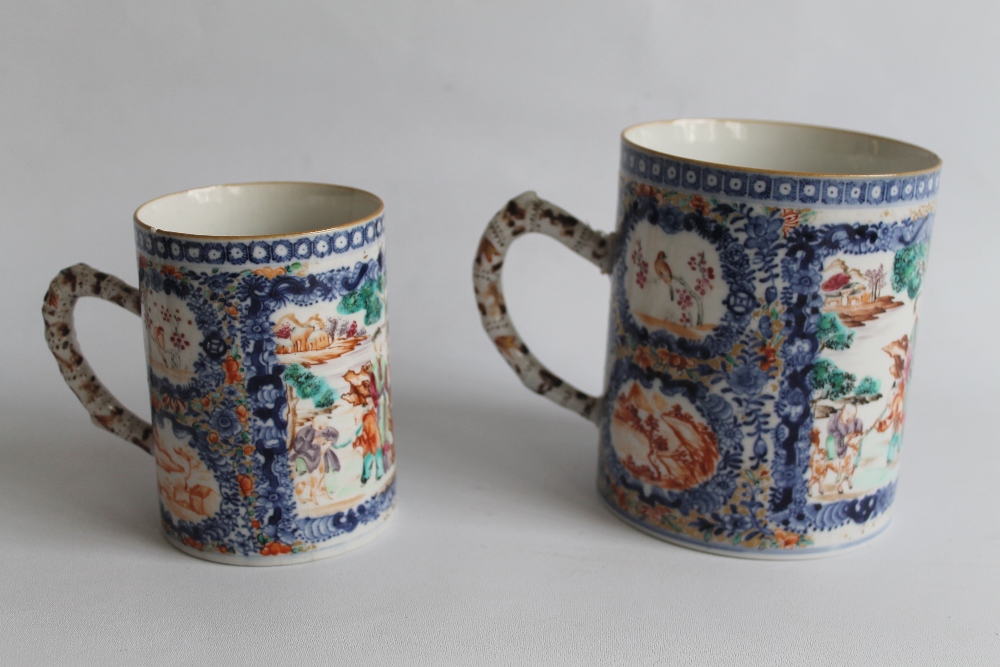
[810,334,911,496]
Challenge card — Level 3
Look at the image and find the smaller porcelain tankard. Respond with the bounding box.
[473,120,941,557]
[43,182,396,564]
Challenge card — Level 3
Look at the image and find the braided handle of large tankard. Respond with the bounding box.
[472,191,616,423]
[42,263,153,452]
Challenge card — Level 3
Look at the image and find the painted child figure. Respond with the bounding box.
[343,363,385,484]
[875,336,910,464]
[291,414,343,504]
[826,403,863,462]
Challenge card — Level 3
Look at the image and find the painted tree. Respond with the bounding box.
[855,376,881,397]
[338,274,384,326]
[816,312,854,351]
[283,363,337,439]
[811,358,856,402]
[892,242,928,299]
[864,264,887,300]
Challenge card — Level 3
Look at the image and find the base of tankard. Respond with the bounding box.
[598,491,893,560]
[161,500,397,566]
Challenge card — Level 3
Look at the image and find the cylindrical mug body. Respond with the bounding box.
[135,183,395,564]
[598,122,939,556]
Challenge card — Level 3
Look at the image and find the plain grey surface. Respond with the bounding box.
[2,1,998,665]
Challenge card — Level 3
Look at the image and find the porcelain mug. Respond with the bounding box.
[43,182,396,565]
[473,120,941,557]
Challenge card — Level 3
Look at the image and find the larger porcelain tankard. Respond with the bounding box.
[473,120,941,557]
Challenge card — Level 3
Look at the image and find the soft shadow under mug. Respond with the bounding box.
[474,119,941,557]
[44,182,395,565]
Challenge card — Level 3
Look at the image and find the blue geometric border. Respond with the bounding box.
[621,144,940,208]
[135,215,384,266]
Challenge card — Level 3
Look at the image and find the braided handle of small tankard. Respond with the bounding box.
[473,191,616,424]
[42,263,153,453]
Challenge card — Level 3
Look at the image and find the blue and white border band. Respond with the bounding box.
[621,144,940,207]
[134,215,385,265]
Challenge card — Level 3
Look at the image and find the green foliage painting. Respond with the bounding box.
[811,358,856,402]
[891,242,928,299]
[284,363,337,409]
[855,375,881,396]
[816,312,854,351]
[338,274,384,326]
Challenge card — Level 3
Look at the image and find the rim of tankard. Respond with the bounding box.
[621,118,943,179]
[133,181,385,240]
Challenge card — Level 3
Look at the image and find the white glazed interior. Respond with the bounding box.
[135,182,383,238]
[623,120,941,176]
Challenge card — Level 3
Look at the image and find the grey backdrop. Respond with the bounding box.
[2,1,998,665]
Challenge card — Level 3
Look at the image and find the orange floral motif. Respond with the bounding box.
[773,528,801,548]
[227,306,239,317]
[201,397,211,409]
[161,265,183,280]
[259,542,293,556]
[254,266,286,279]
[237,474,254,497]
[163,395,186,413]
[612,483,629,509]
[634,183,663,201]
[223,354,243,385]
[207,431,219,444]
[657,349,695,370]
[690,195,711,216]
[634,346,654,368]
[182,536,205,550]
[759,345,778,371]
[640,503,674,524]
[236,404,249,424]
[780,209,801,237]
[242,445,255,457]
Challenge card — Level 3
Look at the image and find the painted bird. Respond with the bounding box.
[654,251,675,300]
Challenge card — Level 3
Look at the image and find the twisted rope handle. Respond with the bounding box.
[473,191,616,424]
[42,263,153,453]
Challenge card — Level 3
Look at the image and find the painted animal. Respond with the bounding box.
[808,428,861,495]
[291,422,340,504]
[653,251,675,300]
